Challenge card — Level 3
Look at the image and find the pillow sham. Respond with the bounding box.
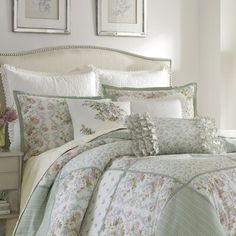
[92,66,170,95]
[220,137,236,153]
[103,83,197,118]
[218,130,236,153]
[1,64,98,151]
[130,99,183,118]
[126,113,224,156]
[14,92,101,160]
[67,99,130,139]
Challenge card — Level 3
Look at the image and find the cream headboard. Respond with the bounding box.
[0,45,171,148]
[0,45,171,111]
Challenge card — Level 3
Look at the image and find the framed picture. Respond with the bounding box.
[97,0,147,37]
[13,0,70,34]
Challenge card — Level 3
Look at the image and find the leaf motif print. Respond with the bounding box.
[83,100,126,122]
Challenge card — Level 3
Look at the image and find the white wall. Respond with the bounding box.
[2,0,229,127]
[221,0,236,129]
[199,0,221,125]
[0,0,200,86]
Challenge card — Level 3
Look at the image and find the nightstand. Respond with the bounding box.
[0,152,23,219]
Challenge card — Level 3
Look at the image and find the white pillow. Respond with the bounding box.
[130,99,183,118]
[94,67,170,95]
[103,83,197,119]
[67,99,130,139]
[1,64,98,151]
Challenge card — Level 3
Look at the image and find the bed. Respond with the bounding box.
[0,46,236,236]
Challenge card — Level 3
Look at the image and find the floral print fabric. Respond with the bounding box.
[15,93,73,160]
[103,83,197,118]
[126,113,225,156]
[14,131,236,236]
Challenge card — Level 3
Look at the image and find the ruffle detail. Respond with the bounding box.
[196,117,225,154]
[1,65,16,149]
[126,113,159,157]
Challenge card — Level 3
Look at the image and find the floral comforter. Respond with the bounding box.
[14,129,236,236]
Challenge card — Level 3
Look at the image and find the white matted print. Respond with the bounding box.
[97,0,146,37]
[14,0,70,34]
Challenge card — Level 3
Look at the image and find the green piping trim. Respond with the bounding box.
[102,82,198,117]
[13,90,103,100]
[13,90,106,155]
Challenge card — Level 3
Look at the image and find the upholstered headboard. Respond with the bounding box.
[0,45,171,148]
[0,45,171,112]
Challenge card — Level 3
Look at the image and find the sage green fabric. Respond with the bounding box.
[13,90,103,160]
[155,187,226,236]
[14,130,236,236]
[102,83,198,118]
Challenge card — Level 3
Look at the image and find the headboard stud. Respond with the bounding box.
[0,45,171,148]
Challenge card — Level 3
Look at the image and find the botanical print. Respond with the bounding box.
[126,113,224,156]
[108,0,137,24]
[83,100,126,122]
[100,173,180,235]
[25,0,59,20]
[17,94,73,159]
[14,131,236,235]
[80,125,95,135]
[104,84,196,118]
[32,0,52,13]
[47,168,101,235]
[190,169,236,234]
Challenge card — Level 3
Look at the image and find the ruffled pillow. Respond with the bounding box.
[126,113,225,156]
[126,113,159,156]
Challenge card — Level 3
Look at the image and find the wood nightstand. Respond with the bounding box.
[0,152,23,219]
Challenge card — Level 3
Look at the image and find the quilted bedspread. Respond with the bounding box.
[14,130,236,236]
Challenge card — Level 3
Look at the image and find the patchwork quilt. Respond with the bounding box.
[14,129,236,236]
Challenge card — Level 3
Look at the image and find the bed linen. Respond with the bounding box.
[1,64,98,151]
[102,83,197,119]
[14,129,236,236]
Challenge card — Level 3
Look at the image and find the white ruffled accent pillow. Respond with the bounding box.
[1,64,98,151]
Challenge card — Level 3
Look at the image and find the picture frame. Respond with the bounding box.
[13,0,71,34]
[97,0,147,37]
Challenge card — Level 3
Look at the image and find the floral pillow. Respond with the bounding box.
[126,113,225,156]
[103,83,197,118]
[67,99,131,139]
[14,92,102,160]
[14,92,75,160]
[2,64,98,151]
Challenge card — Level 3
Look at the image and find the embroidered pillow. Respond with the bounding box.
[103,83,197,118]
[67,99,131,139]
[126,113,224,156]
[1,64,98,151]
